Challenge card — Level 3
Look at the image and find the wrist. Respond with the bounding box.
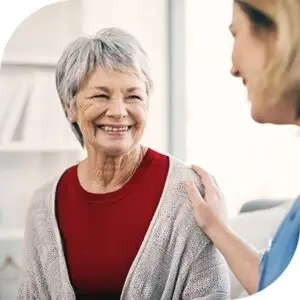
[203,215,228,240]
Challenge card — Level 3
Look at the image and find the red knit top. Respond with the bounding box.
[56,148,169,299]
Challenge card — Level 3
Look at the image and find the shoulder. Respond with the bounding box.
[163,156,209,245]
[259,197,300,291]
[27,165,76,214]
[30,178,59,207]
[286,196,300,222]
[167,155,204,197]
[26,175,62,226]
[273,197,300,235]
[22,177,60,250]
[270,196,300,245]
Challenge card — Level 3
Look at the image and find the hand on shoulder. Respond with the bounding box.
[184,165,228,233]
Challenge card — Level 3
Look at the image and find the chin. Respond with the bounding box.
[251,110,268,124]
[251,105,287,125]
[249,100,264,122]
[249,92,294,125]
[104,146,130,157]
[98,142,133,157]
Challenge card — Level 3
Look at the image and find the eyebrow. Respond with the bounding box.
[89,86,110,93]
[89,86,143,93]
[126,87,143,93]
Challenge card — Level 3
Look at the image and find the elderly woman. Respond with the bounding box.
[186,0,300,296]
[17,28,229,299]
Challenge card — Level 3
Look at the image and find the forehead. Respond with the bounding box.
[231,3,248,26]
[85,66,146,90]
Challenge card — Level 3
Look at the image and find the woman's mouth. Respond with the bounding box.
[96,125,133,135]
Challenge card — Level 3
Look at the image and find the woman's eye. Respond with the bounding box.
[92,94,108,98]
[128,95,143,101]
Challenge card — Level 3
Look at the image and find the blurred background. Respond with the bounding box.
[0,0,300,298]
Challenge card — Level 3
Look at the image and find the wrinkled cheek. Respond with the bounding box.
[134,124,145,141]
[133,118,147,143]
[79,119,96,144]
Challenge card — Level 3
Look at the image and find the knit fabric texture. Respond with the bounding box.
[17,156,230,300]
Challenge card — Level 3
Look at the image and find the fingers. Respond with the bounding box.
[184,180,205,208]
[191,165,212,185]
[191,164,205,175]
[191,164,218,188]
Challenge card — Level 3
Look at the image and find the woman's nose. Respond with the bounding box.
[106,98,127,119]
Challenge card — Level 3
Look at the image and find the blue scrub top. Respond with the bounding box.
[258,196,300,291]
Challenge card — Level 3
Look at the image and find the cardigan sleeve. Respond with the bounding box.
[182,241,230,300]
[16,196,50,300]
[178,167,230,299]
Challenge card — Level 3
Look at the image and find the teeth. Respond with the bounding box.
[100,126,129,132]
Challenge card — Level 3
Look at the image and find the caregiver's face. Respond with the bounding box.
[230,2,278,124]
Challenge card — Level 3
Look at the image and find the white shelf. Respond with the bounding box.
[1,55,58,68]
[0,229,24,242]
[0,142,82,153]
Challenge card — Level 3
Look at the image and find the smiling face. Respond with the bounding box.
[69,66,148,156]
[230,2,278,123]
[230,4,267,92]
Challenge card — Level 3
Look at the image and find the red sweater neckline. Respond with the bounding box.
[71,148,157,203]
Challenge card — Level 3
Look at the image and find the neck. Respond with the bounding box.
[79,145,145,193]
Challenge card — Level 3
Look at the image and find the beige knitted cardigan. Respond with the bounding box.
[17,156,229,300]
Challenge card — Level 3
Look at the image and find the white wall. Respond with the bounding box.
[3,0,80,63]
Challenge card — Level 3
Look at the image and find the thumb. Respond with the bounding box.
[184,180,206,208]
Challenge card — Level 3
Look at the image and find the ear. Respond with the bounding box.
[64,101,77,123]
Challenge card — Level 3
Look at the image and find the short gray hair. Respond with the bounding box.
[55,27,153,146]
